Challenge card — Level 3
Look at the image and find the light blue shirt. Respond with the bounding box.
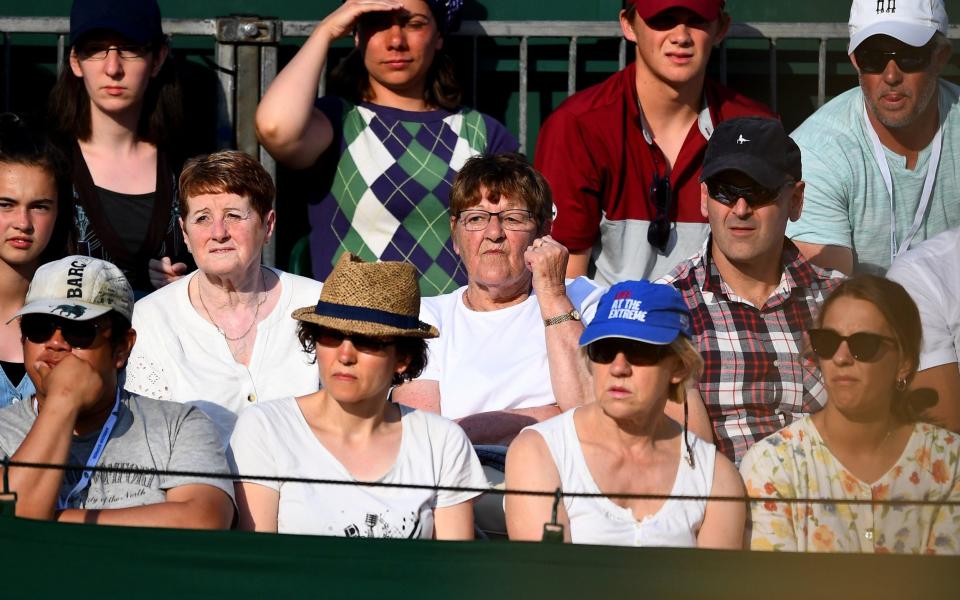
[786,80,960,274]
[0,367,34,409]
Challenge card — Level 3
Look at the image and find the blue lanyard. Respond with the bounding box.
[34,388,123,510]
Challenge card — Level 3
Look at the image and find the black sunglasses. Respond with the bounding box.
[315,328,396,354]
[586,338,670,366]
[647,175,672,252]
[706,179,789,209]
[807,328,897,362]
[853,43,934,74]
[20,314,104,348]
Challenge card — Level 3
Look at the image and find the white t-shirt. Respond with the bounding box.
[887,227,960,371]
[229,398,488,537]
[417,277,603,419]
[125,268,323,443]
[524,409,716,547]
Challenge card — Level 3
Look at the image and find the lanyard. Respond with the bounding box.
[862,101,943,264]
[34,388,123,510]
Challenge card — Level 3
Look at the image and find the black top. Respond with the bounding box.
[0,360,25,387]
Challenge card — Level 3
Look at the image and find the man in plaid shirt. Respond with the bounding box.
[660,117,844,465]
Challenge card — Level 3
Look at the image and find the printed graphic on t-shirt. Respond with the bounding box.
[72,461,167,509]
[340,509,423,539]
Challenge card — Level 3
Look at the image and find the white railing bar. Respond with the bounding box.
[519,36,528,155]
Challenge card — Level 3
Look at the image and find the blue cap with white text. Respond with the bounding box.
[579,280,692,347]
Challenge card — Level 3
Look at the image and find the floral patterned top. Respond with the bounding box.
[739,417,960,554]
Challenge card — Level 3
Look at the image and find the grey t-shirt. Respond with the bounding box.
[0,391,235,509]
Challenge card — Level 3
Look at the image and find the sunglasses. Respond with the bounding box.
[853,43,934,74]
[20,314,105,348]
[315,328,396,354]
[807,329,897,362]
[586,339,670,366]
[647,175,672,252]
[706,179,789,209]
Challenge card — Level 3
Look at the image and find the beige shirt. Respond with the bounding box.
[740,418,960,554]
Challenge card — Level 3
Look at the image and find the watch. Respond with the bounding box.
[543,309,582,327]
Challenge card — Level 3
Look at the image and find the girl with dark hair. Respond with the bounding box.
[48,0,190,295]
[256,0,518,295]
[0,114,71,407]
[741,275,960,554]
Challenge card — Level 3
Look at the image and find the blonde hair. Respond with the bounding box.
[667,336,704,405]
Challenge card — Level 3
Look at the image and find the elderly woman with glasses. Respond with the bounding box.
[504,280,744,547]
[740,275,960,554]
[392,153,611,447]
[229,253,486,538]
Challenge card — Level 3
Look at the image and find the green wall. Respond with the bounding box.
[4,1,854,22]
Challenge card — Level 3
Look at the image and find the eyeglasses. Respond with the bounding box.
[586,339,670,366]
[20,314,105,348]
[76,43,152,61]
[706,179,790,209]
[315,328,396,354]
[807,328,897,362]
[457,209,535,231]
[853,43,934,74]
[647,176,672,252]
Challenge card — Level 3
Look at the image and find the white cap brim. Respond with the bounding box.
[849,22,938,53]
[7,299,113,324]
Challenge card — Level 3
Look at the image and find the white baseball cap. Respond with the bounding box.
[848,0,949,53]
[9,255,134,323]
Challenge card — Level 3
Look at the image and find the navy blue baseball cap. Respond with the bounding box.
[579,280,692,347]
[70,0,163,46]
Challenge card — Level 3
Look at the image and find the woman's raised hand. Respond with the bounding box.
[525,235,569,301]
[318,0,405,42]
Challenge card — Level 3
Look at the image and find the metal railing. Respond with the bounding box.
[2,16,959,265]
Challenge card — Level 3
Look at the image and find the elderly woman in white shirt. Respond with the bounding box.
[124,151,322,443]
[392,153,607,446]
[505,280,744,547]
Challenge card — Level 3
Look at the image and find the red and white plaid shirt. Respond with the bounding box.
[661,238,844,465]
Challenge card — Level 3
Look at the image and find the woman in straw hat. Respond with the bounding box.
[504,280,744,547]
[230,253,487,538]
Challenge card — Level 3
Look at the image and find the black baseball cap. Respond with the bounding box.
[700,117,802,189]
[69,0,163,46]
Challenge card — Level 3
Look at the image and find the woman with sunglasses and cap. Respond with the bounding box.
[504,280,744,547]
[49,0,191,295]
[229,253,487,538]
[255,0,517,294]
[740,275,960,554]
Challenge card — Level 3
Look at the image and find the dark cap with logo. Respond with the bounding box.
[70,0,163,46]
[700,116,802,189]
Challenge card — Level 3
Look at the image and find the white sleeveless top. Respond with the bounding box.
[526,409,716,547]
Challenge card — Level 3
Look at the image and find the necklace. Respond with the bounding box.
[197,268,268,342]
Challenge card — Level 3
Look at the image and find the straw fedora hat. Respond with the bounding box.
[292,253,439,339]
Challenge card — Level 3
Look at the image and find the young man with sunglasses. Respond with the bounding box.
[0,256,235,527]
[661,117,844,465]
[787,0,957,276]
[534,0,773,287]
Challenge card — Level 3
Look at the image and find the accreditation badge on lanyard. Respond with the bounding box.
[34,388,123,510]
[862,102,944,265]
